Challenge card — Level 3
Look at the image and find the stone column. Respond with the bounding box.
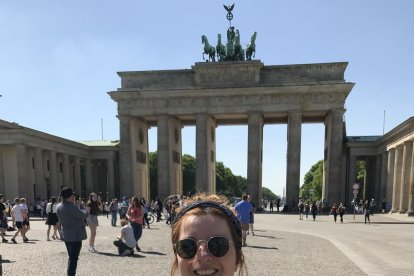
[107,158,115,200]
[407,141,414,215]
[196,114,216,194]
[247,113,264,209]
[49,151,59,197]
[380,152,388,202]
[62,154,70,188]
[85,159,93,196]
[157,116,182,201]
[386,148,395,204]
[347,155,357,203]
[391,146,403,212]
[130,117,150,199]
[323,109,345,205]
[16,145,29,199]
[34,148,46,199]
[374,155,382,202]
[119,115,133,197]
[0,145,4,195]
[399,142,412,213]
[285,111,301,209]
[74,156,81,194]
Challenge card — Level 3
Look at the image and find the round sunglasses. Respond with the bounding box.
[175,236,232,259]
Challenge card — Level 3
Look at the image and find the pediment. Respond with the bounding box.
[0,119,23,130]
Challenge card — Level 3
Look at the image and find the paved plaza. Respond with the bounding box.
[1,212,413,276]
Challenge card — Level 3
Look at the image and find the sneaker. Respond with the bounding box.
[246,232,250,235]
[136,245,141,252]
[252,232,255,236]
[47,238,51,241]
[23,237,29,242]
[11,238,17,244]
[242,242,247,247]
[89,247,97,253]
[121,249,132,256]
[2,238,8,243]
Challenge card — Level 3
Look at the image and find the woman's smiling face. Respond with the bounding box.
[177,214,238,276]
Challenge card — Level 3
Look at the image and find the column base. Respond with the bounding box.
[390,209,399,214]
[398,209,407,214]
[406,210,414,216]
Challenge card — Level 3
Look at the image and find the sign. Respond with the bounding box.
[352,183,359,190]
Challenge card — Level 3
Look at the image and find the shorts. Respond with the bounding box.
[87,215,99,226]
[15,221,23,229]
[241,223,249,231]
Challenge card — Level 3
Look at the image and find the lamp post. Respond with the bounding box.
[352,183,360,220]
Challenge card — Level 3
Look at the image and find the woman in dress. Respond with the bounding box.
[86,192,102,253]
[46,197,59,240]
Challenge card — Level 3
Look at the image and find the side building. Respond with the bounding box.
[0,119,119,204]
[346,117,414,215]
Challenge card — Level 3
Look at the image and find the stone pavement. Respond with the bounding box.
[0,212,412,275]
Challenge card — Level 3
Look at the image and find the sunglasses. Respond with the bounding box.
[175,236,232,259]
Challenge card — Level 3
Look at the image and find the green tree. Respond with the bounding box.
[182,154,196,196]
[300,160,323,200]
[262,187,280,201]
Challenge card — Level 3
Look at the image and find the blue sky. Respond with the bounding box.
[1,1,413,197]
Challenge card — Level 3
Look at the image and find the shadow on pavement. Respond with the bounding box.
[97,252,145,258]
[253,234,283,240]
[140,251,167,256]
[246,245,278,250]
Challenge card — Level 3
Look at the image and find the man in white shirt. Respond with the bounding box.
[11,198,27,243]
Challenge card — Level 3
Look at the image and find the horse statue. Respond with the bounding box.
[201,35,216,62]
[246,32,257,60]
[225,27,236,60]
[234,30,245,61]
[216,34,226,62]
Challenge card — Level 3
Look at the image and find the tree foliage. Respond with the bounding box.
[300,160,323,200]
[148,152,277,200]
[300,159,366,201]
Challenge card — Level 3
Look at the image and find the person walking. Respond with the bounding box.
[276,198,281,212]
[20,198,30,241]
[338,203,345,223]
[246,195,256,235]
[269,200,274,212]
[381,199,387,214]
[155,197,163,222]
[0,194,8,243]
[46,197,60,241]
[56,187,88,276]
[298,200,304,220]
[109,198,118,226]
[311,201,318,221]
[329,203,338,223]
[86,192,102,253]
[126,196,143,252]
[304,202,310,220]
[363,200,371,225]
[235,195,253,247]
[140,198,150,229]
[11,198,27,243]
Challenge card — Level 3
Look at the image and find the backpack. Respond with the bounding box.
[110,202,117,212]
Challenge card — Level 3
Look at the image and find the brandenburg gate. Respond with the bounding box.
[109,60,354,206]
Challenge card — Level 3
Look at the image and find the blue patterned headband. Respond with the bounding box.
[173,200,242,247]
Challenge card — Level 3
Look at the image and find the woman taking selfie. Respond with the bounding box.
[170,194,247,276]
